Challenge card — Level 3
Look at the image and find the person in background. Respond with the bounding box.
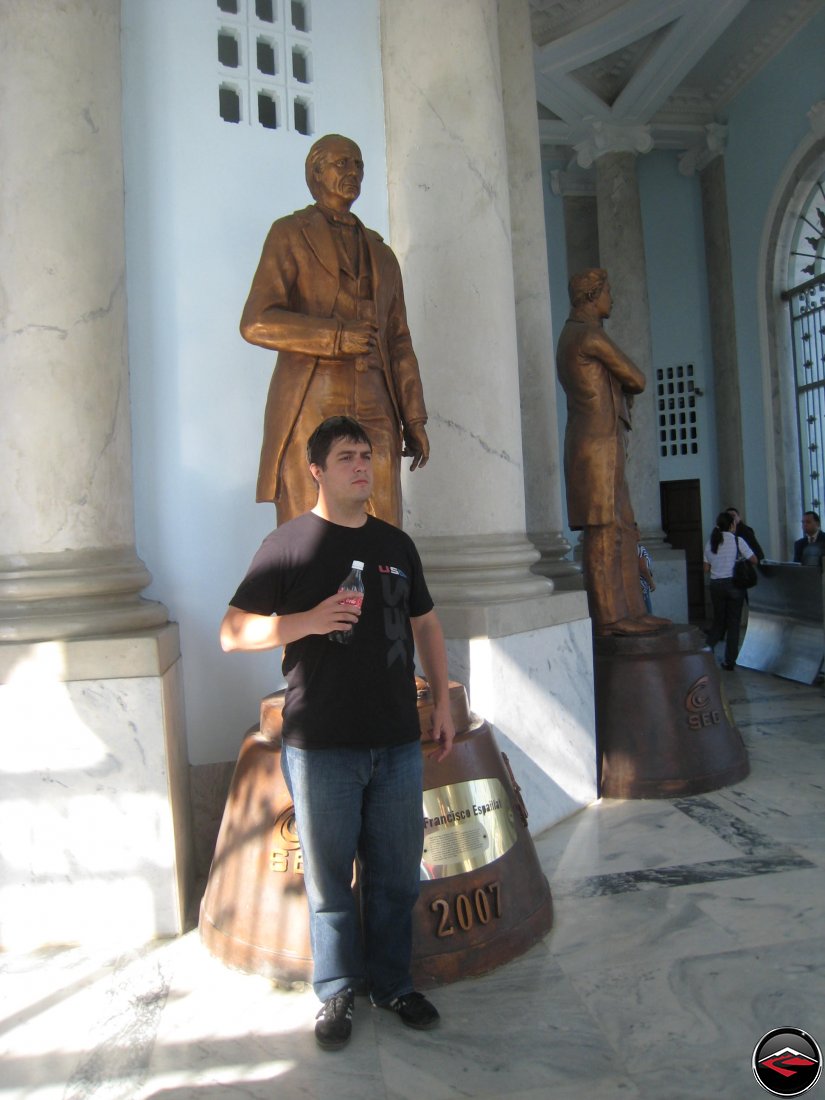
[703,511,758,670]
[636,530,656,614]
[726,506,765,562]
[793,510,825,569]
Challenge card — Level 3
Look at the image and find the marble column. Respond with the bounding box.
[593,151,665,546]
[550,169,600,277]
[497,0,578,589]
[379,0,596,833]
[0,0,192,947]
[698,153,746,511]
[578,133,687,621]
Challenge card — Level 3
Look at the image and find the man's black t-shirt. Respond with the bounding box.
[229,512,433,749]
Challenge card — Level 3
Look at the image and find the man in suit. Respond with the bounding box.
[793,510,825,568]
[240,134,429,527]
[556,269,669,636]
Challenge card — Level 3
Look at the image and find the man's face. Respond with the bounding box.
[313,140,364,212]
[802,513,820,537]
[727,509,740,528]
[311,437,373,507]
[594,282,613,318]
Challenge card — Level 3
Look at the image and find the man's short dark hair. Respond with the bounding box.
[804,510,821,525]
[307,416,371,470]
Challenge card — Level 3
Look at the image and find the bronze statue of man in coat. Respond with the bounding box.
[556,268,669,636]
[240,133,429,527]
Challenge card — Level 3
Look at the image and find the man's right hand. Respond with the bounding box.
[339,320,378,356]
[305,591,363,636]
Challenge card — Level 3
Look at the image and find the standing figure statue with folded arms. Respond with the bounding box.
[240,133,429,527]
[556,268,670,636]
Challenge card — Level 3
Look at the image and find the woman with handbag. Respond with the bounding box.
[703,511,758,670]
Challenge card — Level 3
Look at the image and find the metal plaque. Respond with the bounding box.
[420,777,517,880]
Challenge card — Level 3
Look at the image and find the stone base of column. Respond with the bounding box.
[0,548,170,643]
[528,529,583,591]
[438,597,596,837]
[0,623,193,949]
[415,533,596,834]
[416,532,554,607]
[645,547,688,624]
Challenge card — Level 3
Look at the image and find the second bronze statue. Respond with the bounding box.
[556,268,670,637]
[240,134,429,528]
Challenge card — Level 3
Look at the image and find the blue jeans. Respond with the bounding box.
[281,740,423,1003]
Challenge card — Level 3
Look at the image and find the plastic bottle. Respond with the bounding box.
[329,560,365,645]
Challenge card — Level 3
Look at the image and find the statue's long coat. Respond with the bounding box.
[555,310,645,529]
[240,205,427,503]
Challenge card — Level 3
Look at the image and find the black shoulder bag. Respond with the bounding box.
[733,535,758,589]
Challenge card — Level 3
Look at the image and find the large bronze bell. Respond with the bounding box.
[595,624,750,798]
[199,681,553,986]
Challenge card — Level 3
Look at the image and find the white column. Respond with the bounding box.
[380,0,596,833]
[0,0,167,641]
[573,126,687,620]
[497,0,578,588]
[381,0,550,621]
[0,0,192,948]
[698,153,746,511]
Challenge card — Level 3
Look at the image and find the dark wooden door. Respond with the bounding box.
[660,479,705,622]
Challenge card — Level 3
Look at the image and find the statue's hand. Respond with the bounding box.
[339,320,378,356]
[403,423,430,471]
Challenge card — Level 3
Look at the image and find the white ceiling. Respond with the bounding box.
[530,0,825,161]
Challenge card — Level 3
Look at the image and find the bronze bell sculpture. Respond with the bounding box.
[199,681,553,986]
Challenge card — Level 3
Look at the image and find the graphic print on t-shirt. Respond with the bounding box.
[379,564,409,668]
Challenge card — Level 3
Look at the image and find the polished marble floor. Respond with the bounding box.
[1,667,823,1100]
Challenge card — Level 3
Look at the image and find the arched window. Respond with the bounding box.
[783,172,825,512]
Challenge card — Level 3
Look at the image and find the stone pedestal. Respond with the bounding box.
[595,624,749,799]
[0,625,193,949]
[441,596,597,836]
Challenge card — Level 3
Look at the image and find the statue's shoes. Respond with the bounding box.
[636,614,671,627]
[596,617,665,636]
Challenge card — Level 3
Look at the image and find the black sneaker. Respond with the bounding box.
[315,988,354,1051]
[382,991,440,1030]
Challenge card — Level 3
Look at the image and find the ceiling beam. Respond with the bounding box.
[612,0,750,122]
[534,0,690,73]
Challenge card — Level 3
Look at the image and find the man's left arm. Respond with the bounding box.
[411,610,454,762]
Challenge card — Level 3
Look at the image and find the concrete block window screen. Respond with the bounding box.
[216,0,313,133]
[657,363,699,457]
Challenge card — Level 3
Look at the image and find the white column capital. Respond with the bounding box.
[678,123,728,177]
[573,121,653,169]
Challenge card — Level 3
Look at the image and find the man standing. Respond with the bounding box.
[726,507,765,562]
[240,134,429,527]
[220,416,454,1051]
[556,268,669,636]
[793,510,825,568]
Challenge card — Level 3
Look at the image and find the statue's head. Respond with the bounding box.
[305,134,364,209]
[568,268,609,308]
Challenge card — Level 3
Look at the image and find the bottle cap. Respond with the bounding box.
[352,560,364,570]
